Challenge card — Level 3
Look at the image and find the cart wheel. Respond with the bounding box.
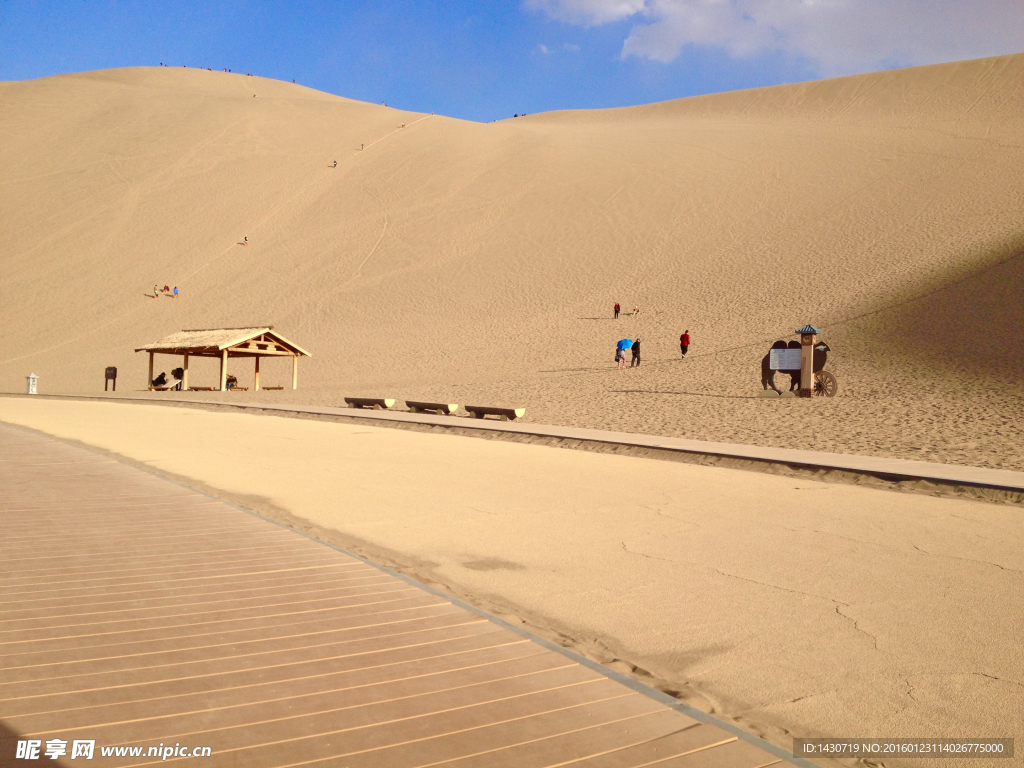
[813,370,837,397]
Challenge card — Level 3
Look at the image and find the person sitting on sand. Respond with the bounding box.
[632,305,640,315]
[163,285,170,293]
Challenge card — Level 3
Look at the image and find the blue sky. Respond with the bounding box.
[2,1,1022,123]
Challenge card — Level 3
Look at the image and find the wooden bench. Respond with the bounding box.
[344,397,396,410]
[262,386,284,391]
[406,401,459,415]
[189,386,217,391]
[465,405,525,422]
[227,387,248,392]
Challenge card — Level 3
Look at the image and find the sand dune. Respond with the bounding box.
[2,57,1022,467]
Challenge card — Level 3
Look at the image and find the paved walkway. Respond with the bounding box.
[0,424,794,768]
[29,395,1024,493]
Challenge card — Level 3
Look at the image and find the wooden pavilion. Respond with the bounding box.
[135,327,311,391]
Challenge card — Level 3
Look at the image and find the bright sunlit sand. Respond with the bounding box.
[2,56,1022,468]
[2,53,1023,766]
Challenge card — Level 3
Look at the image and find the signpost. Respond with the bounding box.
[795,325,822,397]
[105,367,117,392]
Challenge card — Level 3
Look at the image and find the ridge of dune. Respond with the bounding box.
[1,58,1022,468]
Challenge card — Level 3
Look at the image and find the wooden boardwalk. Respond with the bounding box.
[0,424,790,768]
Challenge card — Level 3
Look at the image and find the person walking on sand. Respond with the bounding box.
[173,286,179,299]
[243,236,248,246]
[680,330,690,358]
[332,160,337,167]
[614,303,620,319]
[616,346,627,369]
[631,337,641,367]
[153,284,159,299]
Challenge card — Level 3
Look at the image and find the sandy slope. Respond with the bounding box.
[3,398,1021,768]
[1,58,1023,468]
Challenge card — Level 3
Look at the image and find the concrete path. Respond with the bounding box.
[20,394,1024,494]
[0,424,793,768]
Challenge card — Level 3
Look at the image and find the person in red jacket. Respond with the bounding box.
[680,330,690,358]
[614,303,620,319]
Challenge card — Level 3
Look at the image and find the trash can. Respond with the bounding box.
[26,373,38,395]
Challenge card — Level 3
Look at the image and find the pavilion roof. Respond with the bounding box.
[135,327,311,356]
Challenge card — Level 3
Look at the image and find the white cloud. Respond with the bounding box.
[564,42,582,52]
[526,0,647,25]
[527,0,1024,75]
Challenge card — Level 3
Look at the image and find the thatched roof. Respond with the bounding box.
[135,327,311,356]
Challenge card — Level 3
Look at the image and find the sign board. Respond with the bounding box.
[105,367,117,379]
[769,349,802,370]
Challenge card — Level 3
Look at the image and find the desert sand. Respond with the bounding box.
[1,57,1023,468]
[2,397,1021,767]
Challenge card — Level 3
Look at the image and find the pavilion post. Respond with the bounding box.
[254,356,260,391]
[220,349,228,391]
[148,352,154,390]
[292,355,298,390]
[182,352,190,391]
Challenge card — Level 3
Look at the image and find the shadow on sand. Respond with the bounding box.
[611,389,760,400]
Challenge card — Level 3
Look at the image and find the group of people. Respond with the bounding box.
[616,338,641,369]
[613,331,689,368]
[152,284,179,299]
[152,367,185,390]
[611,298,690,369]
